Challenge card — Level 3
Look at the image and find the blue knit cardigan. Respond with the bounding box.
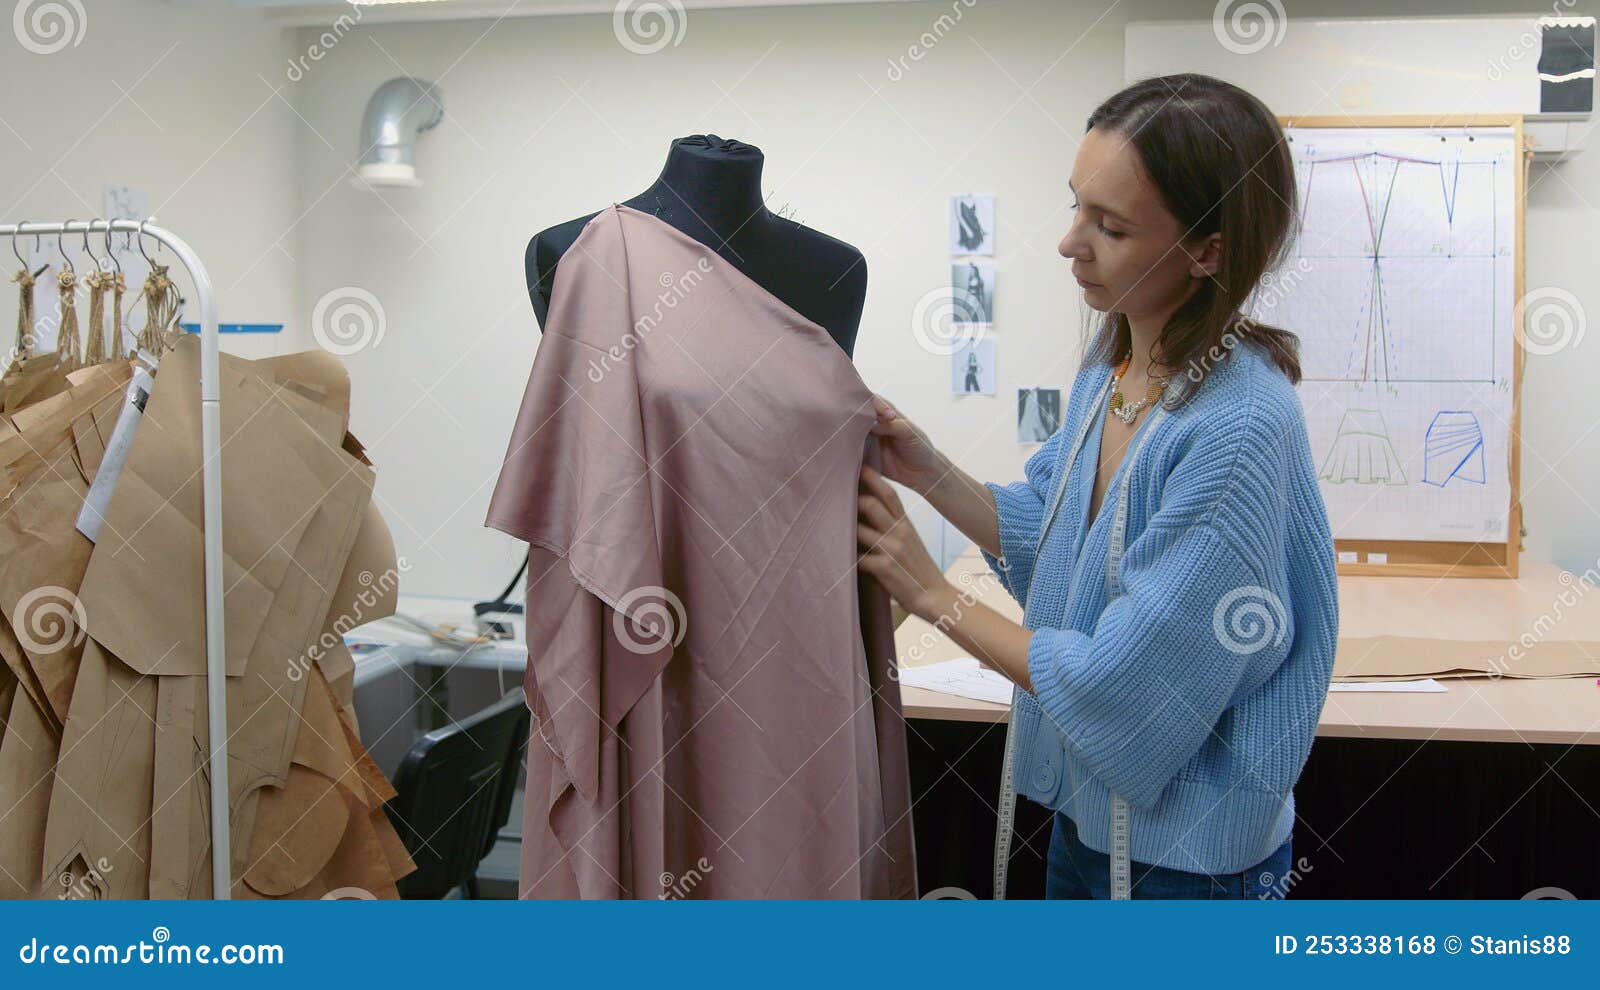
[981,340,1339,875]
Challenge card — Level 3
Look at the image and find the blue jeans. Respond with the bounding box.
[1045,811,1293,899]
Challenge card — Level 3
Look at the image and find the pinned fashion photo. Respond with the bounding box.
[950,338,996,395]
[1015,386,1061,443]
[949,193,995,255]
[951,259,995,326]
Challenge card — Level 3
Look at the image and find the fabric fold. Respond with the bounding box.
[487,203,915,899]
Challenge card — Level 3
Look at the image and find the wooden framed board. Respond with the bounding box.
[1254,114,1529,578]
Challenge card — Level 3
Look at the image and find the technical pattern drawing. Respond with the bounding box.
[1274,146,1508,385]
[1319,409,1408,485]
[1249,126,1516,544]
[1422,410,1486,487]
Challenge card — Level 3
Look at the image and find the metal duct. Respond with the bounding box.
[356,77,443,188]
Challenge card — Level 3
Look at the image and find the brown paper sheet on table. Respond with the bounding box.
[1333,638,1600,680]
[1331,565,1600,680]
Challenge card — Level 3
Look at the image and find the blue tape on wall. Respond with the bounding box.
[179,323,284,334]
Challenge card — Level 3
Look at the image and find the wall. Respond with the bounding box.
[0,0,302,361]
[12,0,1590,601]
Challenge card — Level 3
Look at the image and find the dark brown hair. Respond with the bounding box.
[1081,73,1302,405]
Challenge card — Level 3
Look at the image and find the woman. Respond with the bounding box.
[857,74,1339,899]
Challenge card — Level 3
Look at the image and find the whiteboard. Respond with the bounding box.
[1245,125,1518,543]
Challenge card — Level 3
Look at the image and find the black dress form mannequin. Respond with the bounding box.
[523,134,867,357]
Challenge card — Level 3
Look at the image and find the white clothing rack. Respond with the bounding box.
[1,218,230,899]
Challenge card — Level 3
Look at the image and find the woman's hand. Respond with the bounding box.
[869,395,949,496]
[857,464,953,622]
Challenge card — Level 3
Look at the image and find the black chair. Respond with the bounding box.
[386,688,530,898]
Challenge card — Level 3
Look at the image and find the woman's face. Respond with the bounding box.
[1059,126,1220,318]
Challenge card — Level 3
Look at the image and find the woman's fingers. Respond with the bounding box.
[870,414,913,439]
[869,395,915,438]
[858,493,896,532]
[857,521,886,549]
[859,466,903,510]
[856,550,890,582]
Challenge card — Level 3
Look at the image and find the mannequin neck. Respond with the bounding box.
[637,134,768,237]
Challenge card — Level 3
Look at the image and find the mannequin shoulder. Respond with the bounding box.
[775,215,867,303]
[524,212,603,328]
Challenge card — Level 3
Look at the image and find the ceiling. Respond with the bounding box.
[229,0,916,28]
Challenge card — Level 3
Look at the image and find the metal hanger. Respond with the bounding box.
[13,222,48,278]
[80,221,106,275]
[56,219,75,276]
[137,218,157,266]
[10,221,25,268]
[103,220,122,276]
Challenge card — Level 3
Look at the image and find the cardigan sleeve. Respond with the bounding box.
[1026,398,1296,812]
[980,424,1069,606]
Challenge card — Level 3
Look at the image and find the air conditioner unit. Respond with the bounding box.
[1524,113,1590,161]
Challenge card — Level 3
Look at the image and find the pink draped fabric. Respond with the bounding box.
[486,203,917,899]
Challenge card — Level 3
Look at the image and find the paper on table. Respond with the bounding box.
[1329,678,1446,693]
[897,657,1015,705]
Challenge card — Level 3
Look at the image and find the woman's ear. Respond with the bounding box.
[1187,232,1223,278]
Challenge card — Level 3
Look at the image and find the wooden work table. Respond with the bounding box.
[894,552,1600,746]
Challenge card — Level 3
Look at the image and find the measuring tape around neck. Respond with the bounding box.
[993,374,1167,900]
